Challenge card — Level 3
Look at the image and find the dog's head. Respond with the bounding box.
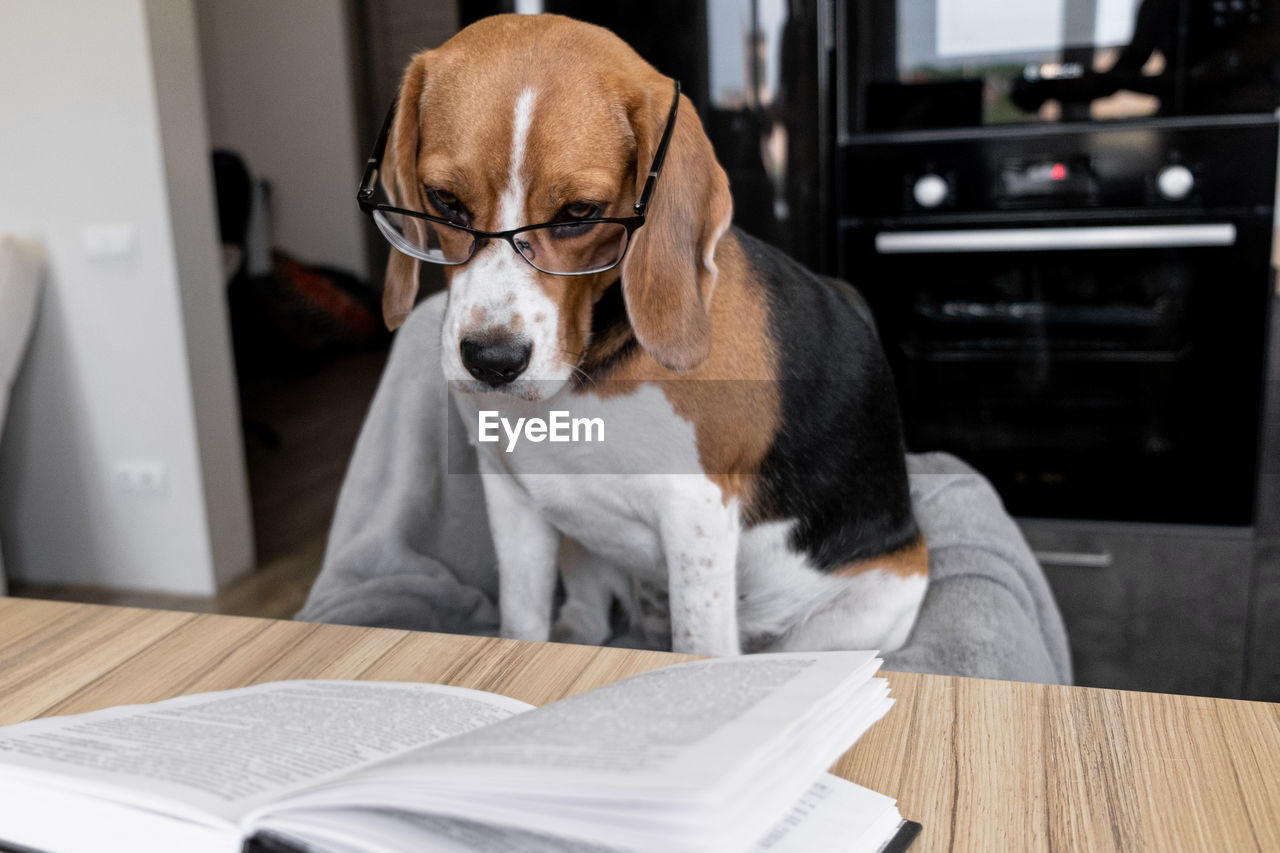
[379,14,732,400]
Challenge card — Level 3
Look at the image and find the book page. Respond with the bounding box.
[0,681,531,823]
[256,774,901,853]
[752,774,904,853]
[266,652,889,851]
[354,652,880,788]
[0,777,243,853]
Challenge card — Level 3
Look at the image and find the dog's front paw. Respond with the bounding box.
[550,600,612,646]
[500,617,552,643]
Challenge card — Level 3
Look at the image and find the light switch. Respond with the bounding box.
[112,459,168,496]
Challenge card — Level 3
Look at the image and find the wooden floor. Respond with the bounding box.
[9,345,390,621]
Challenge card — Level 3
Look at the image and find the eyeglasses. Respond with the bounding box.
[357,80,680,276]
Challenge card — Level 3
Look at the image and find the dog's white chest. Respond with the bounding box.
[453,384,723,576]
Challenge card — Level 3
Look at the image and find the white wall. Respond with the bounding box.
[195,0,369,280]
[145,0,257,589]
[0,0,254,594]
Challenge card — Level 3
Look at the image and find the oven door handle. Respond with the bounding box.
[1033,550,1115,569]
[875,223,1237,254]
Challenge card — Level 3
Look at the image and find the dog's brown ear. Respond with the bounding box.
[621,84,733,372]
[380,53,431,330]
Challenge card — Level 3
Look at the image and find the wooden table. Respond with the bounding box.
[1,596,1277,852]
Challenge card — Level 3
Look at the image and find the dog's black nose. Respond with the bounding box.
[460,337,532,387]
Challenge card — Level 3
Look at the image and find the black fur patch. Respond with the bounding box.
[737,229,920,569]
[573,278,638,389]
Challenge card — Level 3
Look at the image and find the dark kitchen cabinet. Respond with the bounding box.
[1244,290,1280,700]
[1247,538,1280,700]
[1021,521,1254,697]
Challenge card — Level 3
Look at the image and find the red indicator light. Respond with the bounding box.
[1050,162,1068,181]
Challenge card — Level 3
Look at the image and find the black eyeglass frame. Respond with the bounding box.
[356,80,681,276]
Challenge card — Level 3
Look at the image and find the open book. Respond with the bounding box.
[0,651,920,853]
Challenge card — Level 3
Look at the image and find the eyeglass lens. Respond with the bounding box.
[373,209,473,265]
[514,221,630,274]
[373,209,630,274]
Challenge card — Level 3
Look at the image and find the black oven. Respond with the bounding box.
[839,118,1277,525]
[837,0,1280,526]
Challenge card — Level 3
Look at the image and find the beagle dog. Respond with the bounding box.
[371,14,927,656]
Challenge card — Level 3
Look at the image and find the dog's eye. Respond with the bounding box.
[548,202,603,239]
[561,201,601,220]
[427,189,471,226]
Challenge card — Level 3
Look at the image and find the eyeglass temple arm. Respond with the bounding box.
[359,97,399,205]
[633,80,681,217]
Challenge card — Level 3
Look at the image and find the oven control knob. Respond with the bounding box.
[912,173,950,208]
[1156,164,1195,201]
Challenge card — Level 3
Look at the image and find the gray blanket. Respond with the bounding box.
[297,293,1072,685]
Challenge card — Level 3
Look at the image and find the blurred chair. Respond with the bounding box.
[0,235,45,594]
